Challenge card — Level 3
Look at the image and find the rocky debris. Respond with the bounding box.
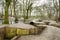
[29,19,57,26]
[43,20,56,25]
[34,22,46,26]
[49,22,60,28]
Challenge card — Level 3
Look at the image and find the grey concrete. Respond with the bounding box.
[17,25,60,40]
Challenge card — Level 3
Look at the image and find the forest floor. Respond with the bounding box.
[17,25,60,40]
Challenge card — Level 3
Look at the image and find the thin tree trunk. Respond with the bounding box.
[23,0,26,22]
[26,9,29,19]
[59,0,60,21]
[10,5,12,17]
[13,0,18,23]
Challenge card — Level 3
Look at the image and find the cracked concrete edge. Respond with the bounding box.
[11,36,21,40]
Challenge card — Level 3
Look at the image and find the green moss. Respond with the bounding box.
[3,20,9,24]
[17,28,29,35]
[0,35,3,40]
[5,27,16,38]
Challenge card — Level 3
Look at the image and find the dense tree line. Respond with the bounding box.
[0,0,60,24]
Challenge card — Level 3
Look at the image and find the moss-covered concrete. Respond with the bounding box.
[0,34,4,40]
[5,27,17,38]
[17,28,29,35]
[0,27,4,40]
[0,24,46,39]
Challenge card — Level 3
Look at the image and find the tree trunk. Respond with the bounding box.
[58,0,60,21]
[26,9,29,19]
[13,0,18,23]
[3,3,9,24]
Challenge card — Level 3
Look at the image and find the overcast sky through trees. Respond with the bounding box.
[0,0,59,14]
[0,0,46,13]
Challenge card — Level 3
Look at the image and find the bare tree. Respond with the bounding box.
[13,0,19,23]
[3,0,12,24]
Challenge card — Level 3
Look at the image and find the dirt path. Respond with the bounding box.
[17,25,60,40]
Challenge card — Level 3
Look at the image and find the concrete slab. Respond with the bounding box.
[17,26,60,40]
[9,23,35,29]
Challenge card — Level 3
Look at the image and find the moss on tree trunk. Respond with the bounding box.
[3,3,9,24]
